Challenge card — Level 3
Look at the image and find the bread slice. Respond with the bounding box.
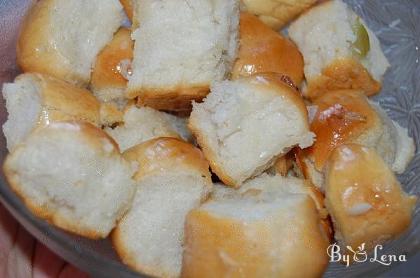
[325,144,417,253]
[298,90,415,190]
[90,27,133,109]
[189,74,314,187]
[182,174,330,278]
[2,73,101,151]
[105,105,193,152]
[17,0,124,86]
[113,138,212,277]
[3,121,135,239]
[288,0,389,99]
[232,12,304,86]
[241,0,317,30]
[126,0,240,112]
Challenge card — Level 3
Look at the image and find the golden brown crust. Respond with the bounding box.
[26,74,101,126]
[181,197,330,278]
[232,13,304,86]
[90,27,133,96]
[133,85,209,113]
[325,144,417,252]
[241,0,318,30]
[3,121,121,239]
[308,89,381,170]
[119,0,133,21]
[305,58,381,100]
[17,0,87,85]
[100,103,124,126]
[123,137,211,182]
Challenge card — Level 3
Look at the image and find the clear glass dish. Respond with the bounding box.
[0,0,418,277]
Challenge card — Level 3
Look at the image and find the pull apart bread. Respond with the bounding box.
[17,0,125,86]
[91,27,134,109]
[297,90,415,190]
[2,73,123,152]
[232,12,304,87]
[182,174,330,278]
[126,0,240,112]
[113,138,212,278]
[105,105,193,152]
[325,144,417,253]
[240,0,318,30]
[3,122,135,239]
[189,74,314,187]
[288,0,390,99]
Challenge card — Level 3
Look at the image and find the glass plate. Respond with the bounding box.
[0,0,419,277]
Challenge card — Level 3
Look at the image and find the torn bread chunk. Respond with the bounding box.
[17,0,125,86]
[289,0,389,99]
[189,74,314,187]
[113,138,212,278]
[297,90,415,190]
[120,0,133,21]
[182,174,330,278]
[2,73,101,151]
[105,106,192,152]
[232,12,304,86]
[91,27,133,109]
[241,0,317,30]
[127,0,240,112]
[3,121,135,239]
[325,144,417,253]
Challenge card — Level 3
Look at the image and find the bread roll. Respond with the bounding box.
[17,0,124,86]
[105,105,192,152]
[91,27,133,109]
[127,0,240,112]
[189,73,314,187]
[113,138,212,277]
[120,0,133,21]
[325,144,417,253]
[182,174,330,278]
[2,73,101,151]
[289,0,389,99]
[232,12,304,86]
[3,121,135,239]
[297,90,415,190]
[241,0,317,30]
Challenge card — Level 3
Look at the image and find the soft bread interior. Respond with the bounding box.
[4,122,135,238]
[190,77,314,186]
[288,0,389,82]
[105,106,181,151]
[50,0,124,83]
[2,75,41,151]
[127,0,239,94]
[114,171,209,277]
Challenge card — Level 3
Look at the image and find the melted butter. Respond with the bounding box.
[309,90,377,170]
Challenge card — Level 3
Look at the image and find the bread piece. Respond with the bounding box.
[325,144,417,253]
[3,121,135,239]
[120,0,133,21]
[241,0,317,30]
[127,0,240,112]
[189,74,314,187]
[105,105,194,152]
[113,138,212,277]
[2,73,101,151]
[289,0,389,99]
[298,90,415,190]
[91,28,133,109]
[232,13,304,86]
[17,0,124,86]
[182,174,330,278]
